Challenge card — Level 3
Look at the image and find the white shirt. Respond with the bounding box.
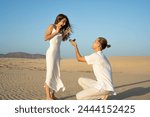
[85,51,115,92]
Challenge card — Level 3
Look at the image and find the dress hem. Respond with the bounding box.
[45,82,65,92]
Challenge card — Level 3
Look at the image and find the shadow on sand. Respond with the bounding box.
[110,79,150,100]
[110,87,150,100]
[58,80,150,100]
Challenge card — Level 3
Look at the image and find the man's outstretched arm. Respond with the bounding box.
[70,40,86,62]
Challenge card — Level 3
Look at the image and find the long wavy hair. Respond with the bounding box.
[54,14,72,41]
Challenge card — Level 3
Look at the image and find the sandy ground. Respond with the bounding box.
[0,57,149,100]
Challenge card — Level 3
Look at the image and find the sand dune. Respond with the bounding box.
[0,57,149,100]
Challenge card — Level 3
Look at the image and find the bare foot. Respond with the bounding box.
[52,96,58,100]
[44,84,53,100]
[101,95,109,100]
[46,97,53,100]
[52,93,58,100]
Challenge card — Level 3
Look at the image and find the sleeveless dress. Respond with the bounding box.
[45,28,65,92]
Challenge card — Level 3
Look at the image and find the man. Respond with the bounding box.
[70,37,116,100]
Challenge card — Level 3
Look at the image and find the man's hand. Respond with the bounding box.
[69,39,77,47]
[69,39,86,62]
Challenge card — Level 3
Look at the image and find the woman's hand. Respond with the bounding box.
[55,25,62,34]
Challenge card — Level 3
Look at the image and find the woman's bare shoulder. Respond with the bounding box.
[46,24,56,32]
[48,24,55,29]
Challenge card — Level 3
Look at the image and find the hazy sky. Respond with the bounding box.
[0,0,150,58]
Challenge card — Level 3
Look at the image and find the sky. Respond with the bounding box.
[0,0,150,58]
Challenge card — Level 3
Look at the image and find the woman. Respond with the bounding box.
[44,14,72,100]
[70,37,115,100]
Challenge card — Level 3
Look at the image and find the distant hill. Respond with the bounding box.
[0,52,45,59]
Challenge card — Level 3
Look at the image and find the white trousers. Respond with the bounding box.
[76,78,110,100]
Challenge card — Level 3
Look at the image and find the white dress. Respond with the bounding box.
[45,28,65,92]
